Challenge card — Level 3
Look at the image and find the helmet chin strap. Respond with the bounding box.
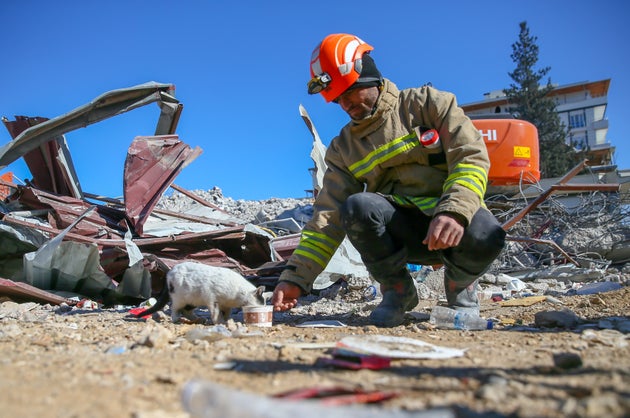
[367,83,384,116]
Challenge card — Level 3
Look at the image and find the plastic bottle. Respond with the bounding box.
[182,379,455,418]
[429,306,493,330]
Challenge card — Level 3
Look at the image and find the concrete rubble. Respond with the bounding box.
[0,81,628,311]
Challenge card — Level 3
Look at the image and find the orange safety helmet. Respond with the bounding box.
[308,33,376,103]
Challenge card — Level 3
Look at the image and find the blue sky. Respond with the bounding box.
[1,0,628,201]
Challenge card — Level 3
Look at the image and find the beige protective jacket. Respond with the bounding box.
[281,79,490,292]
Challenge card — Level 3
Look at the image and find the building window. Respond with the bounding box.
[569,132,589,150]
[569,110,586,129]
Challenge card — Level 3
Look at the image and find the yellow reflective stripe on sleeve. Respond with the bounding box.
[294,230,340,268]
[443,163,487,200]
[349,132,418,179]
[293,248,329,268]
[301,230,339,250]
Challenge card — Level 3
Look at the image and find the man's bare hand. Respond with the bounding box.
[272,281,302,312]
[422,213,464,251]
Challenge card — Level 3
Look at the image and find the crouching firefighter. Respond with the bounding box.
[272,33,506,327]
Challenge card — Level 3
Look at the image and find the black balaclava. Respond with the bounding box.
[350,53,382,90]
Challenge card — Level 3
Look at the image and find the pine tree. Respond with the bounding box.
[504,21,574,178]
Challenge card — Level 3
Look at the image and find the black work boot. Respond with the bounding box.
[364,249,419,327]
[444,276,480,316]
[370,279,419,327]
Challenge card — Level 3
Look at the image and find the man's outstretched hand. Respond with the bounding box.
[272,281,302,312]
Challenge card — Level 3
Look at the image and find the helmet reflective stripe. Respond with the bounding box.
[336,38,362,75]
[310,47,322,76]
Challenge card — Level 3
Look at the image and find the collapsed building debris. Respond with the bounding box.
[489,162,629,271]
[0,82,282,305]
[0,82,628,309]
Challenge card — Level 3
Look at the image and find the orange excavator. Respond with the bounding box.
[471,117,540,189]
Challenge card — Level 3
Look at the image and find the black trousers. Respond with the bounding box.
[340,192,506,283]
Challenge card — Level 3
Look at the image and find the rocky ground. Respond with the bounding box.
[1,189,628,418]
[1,274,628,418]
